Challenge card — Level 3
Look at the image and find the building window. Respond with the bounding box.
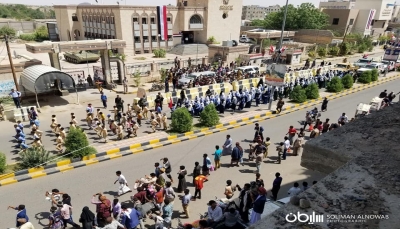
[189,15,202,24]
[349,19,354,25]
[133,17,138,23]
[168,35,173,41]
[150,17,155,24]
[72,13,78,21]
[332,18,339,25]
[134,36,141,43]
[382,22,386,28]
[110,16,115,24]
[142,36,149,42]
[167,17,171,22]
[151,36,157,42]
[142,17,147,24]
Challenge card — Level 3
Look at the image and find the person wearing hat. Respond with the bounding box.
[8,204,29,227]
[249,187,267,225]
[156,167,167,188]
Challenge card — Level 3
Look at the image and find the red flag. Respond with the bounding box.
[168,97,173,109]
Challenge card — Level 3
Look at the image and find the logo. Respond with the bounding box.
[223,0,229,5]
[286,212,324,224]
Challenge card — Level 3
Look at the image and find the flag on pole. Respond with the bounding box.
[157,6,168,41]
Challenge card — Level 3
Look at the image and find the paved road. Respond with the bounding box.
[0,50,387,163]
[1,77,398,228]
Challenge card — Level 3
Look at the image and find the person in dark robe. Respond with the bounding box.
[177,165,187,193]
[321,97,328,112]
[79,206,95,229]
[86,75,94,87]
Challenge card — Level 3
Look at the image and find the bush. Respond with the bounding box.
[132,70,141,87]
[341,74,354,89]
[329,46,340,56]
[339,42,350,55]
[170,108,193,133]
[289,86,307,103]
[0,26,16,37]
[153,48,166,58]
[371,69,379,81]
[34,26,49,41]
[19,33,36,41]
[305,83,320,99]
[199,104,220,127]
[357,44,368,53]
[326,76,344,92]
[317,47,327,57]
[19,147,50,169]
[358,71,372,84]
[308,51,316,58]
[65,128,96,159]
[0,152,6,174]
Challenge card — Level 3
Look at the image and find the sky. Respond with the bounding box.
[2,0,321,7]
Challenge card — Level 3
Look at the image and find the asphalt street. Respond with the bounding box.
[0,77,398,228]
[0,51,386,163]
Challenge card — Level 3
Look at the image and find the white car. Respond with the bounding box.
[234,66,260,74]
[357,63,385,74]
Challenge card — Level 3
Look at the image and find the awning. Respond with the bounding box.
[20,65,75,93]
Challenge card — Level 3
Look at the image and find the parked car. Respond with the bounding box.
[333,63,358,71]
[357,63,385,75]
[381,60,399,72]
[177,71,216,88]
[239,37,256,43]
[234,66,260,74]
[353,58,374,68]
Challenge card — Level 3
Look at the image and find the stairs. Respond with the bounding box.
[168,44,209,56]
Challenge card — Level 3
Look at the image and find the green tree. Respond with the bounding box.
[339,42,351,56]
[262,3,328,30]
[64,128,96,159]
[341,74,354,89]
[326,76,344,92]
[358,71,372,84]
[0,152,6,174]
[370,69,379,82]
[317,46,327,58]
[0,4,47,20]
[199,104,220,127]
[0,26,16,37]
[170,108,193,133]
[329,46,339,56]
[289,85,307,103]
[250,19,266,27]
[132,70,141,87]
[19,147,50,169]
[153,48,166,58]
[34,25,49,41]
[305,83,319,99]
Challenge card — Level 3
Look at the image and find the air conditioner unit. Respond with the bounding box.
[222,40,233,47]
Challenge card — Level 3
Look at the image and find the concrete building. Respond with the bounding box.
[353,0,394,37]
[323,9,359,35]
[241,4,280,20]
[53,0,243,55]
[319,0,356,10]
[390,4,400,22]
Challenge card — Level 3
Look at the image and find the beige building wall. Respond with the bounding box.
[319,1,355,10]
[323,9,359,35]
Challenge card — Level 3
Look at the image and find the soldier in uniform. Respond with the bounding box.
[55,133,64,153]
[161,113,168,130]
[151,117,159,133]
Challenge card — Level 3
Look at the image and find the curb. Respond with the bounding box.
[1,75,398,186]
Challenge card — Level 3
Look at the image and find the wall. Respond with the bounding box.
[323,9,359,35]
[354,0,394,21]
[293,29,334,44]
[319,1,354,9]
[0,20,56,34]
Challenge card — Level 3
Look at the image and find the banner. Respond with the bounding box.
[265,64,287,86]
[365,9,376,30]
[93,66,104,80]
[157,6,168,41]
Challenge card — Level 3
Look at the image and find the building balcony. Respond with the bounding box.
[134,23,140,30]
[142,31,148,36]
[168,29,172,35]
[134,31,140,36]
[142,24,149,30]
[168,23,172,29]
[144,42,150,48]
[189,23,203,29]
[152,42,158,47]
[160,42,166,47]
[151,24,157,30]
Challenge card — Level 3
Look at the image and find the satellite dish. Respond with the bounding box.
[78,2,92,5]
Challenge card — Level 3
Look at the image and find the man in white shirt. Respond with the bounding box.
[283,136,290,160]
[288,182,302,197]
[207,200,223,228]
[338,113,348,123]
[114,171,132,196]
[45,189,62,207]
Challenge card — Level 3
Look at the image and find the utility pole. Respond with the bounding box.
[342,24,351,43]
[5,35,19,91]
